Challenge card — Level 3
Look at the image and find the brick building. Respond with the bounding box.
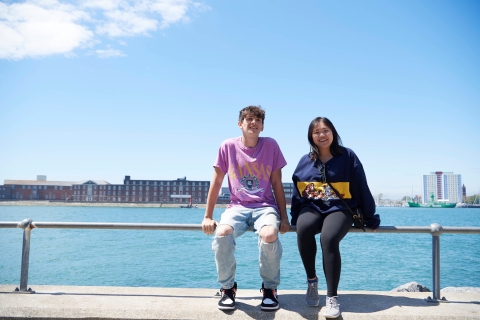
[70,176,210,205]
[122,176,210,204]
[0,185,11,200]
[2,175,294,204]
[4,179,75,200]
[3,175,211,205]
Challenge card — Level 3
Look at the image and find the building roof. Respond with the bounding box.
[4,179,112,186]
[4,180,77,186]
[74,180,111,185]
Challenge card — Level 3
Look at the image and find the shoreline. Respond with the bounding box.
[0,200,294,209]
[0,200,214,208]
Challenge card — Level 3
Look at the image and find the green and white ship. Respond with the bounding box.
[408,194,457,208]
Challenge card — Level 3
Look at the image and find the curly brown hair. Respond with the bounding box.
[238,105,265,124]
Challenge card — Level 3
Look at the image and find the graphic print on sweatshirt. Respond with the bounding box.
[297,181,351,204]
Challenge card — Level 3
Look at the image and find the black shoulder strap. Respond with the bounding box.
[326,181,354,215]
[316,161,365,231]
[327,181,365,232]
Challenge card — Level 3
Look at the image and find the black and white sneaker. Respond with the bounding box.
[218,282,237,311]
[260,283,279,311]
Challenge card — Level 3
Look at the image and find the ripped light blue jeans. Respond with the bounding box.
[212,206,283,290]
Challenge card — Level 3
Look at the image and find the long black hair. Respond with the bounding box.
[307,117,343,161]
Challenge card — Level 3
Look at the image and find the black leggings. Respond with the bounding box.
[296,208,353,297]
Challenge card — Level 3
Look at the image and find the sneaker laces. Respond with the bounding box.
[222,287,236,298]
[326,296,339,309]
[262,289,277,305]
[261,287,275,296]
[306,282,318,294]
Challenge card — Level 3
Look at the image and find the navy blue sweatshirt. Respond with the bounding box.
[290,147,380,229]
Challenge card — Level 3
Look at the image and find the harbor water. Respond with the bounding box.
[1,205,479,291]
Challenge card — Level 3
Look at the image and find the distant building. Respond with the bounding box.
[4,176,76,200]
[413,195,422,203]
[422,171,462,204]
[2,175,211,205]
[217,187,230,204]
[283,182,294,204]
[121,176,210,204]
[216,183,294,205]
[70,176,211,204]
[2,175,295,204]
[0,185,11,200]
[221,187,230,195]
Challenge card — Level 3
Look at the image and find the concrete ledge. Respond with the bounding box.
[1,285,479,319]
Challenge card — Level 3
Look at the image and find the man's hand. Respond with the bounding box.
[202,217,217,235]
[279,217,290,234]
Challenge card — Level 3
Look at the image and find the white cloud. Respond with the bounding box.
[0,0,208,60]
[150,0,191,28]
[96,8,159,37]
[0,1,94,60]
[96,48,126,58]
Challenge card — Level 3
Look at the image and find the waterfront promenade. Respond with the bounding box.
[1,285,480,319]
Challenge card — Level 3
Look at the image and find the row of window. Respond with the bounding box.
[11,194,68,200]
[72,196,206,202]
[73,185,208,191]
[13,184,210,192]
[73,191,207,197]
[20,185,64,190]
[126,180,208,186]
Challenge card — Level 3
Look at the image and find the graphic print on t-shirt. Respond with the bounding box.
[237,174,265,194]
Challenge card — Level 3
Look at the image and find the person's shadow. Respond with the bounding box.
[227,292,480,319]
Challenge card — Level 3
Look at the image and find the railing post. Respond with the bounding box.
[15,219,35,294]
[425,223,447,303]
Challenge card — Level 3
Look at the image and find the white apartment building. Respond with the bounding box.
[422,171,462,204]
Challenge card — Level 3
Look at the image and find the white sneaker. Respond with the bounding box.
[323,296,340,318]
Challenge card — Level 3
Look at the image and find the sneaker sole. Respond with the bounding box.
[306,300,320,307]
[261,305,279,311]
[218,305,235,311]
[323,311,340,318]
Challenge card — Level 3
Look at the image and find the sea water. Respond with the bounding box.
[0,206,479,291]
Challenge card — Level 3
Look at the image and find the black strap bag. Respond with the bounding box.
[316,161,365,231]
[326,181,365,232]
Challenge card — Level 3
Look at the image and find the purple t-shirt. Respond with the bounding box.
[214,136,287,211]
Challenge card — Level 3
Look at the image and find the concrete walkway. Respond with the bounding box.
[1,285,479,319]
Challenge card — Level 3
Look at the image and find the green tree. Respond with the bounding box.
[466,194,480,204]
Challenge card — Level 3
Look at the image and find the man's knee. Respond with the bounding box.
[260,225,278,243]
[216,224,233,237]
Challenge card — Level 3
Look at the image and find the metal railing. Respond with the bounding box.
[1,219,480,302]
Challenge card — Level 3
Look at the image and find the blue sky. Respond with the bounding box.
[1,0,479,200]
